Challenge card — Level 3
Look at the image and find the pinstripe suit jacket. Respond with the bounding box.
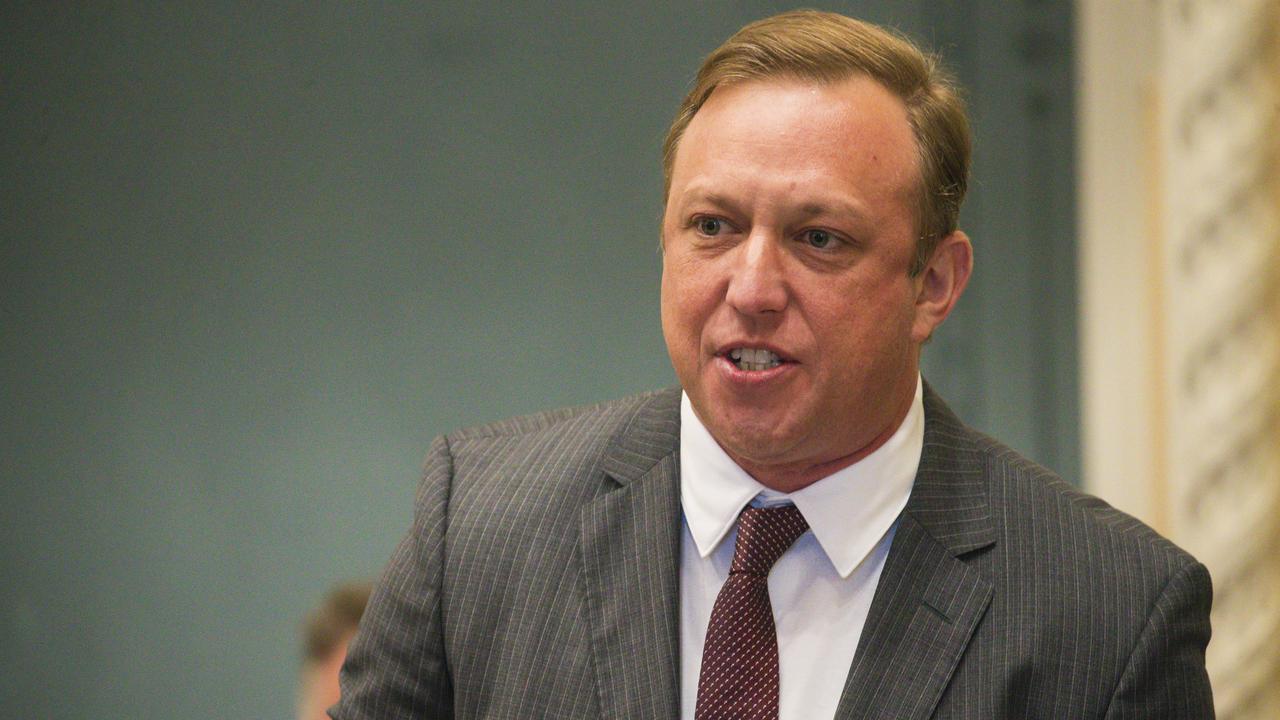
[335,385,1214,719]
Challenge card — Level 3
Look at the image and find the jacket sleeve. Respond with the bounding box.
[331,435,455,719]
[1104,559,1215,719]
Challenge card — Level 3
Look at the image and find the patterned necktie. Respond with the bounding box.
[695,504,810,720]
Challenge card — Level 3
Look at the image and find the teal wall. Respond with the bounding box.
[1,2,1076,718]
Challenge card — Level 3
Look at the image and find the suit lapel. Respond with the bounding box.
[834,385,996,720]
[580,389,683,719]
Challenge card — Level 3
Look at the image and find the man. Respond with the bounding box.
[335,10,1213,719]
[300,581,372,720]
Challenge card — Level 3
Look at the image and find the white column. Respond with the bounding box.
[1079,1,1280,716]
[1077,0,1165,527]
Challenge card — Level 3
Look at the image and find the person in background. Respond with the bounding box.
[298,581,371,720]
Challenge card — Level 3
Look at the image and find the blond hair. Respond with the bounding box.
[662,10,970,274]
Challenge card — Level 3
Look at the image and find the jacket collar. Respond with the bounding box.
[582,384,997,719]
[596,382,996,556]
[581,388,684,719]
[833,382,996,719]
[902,381,997,556]
[598,387,682,486]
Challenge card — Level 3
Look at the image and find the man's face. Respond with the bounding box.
[661,76,934,487]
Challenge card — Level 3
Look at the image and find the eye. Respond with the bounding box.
[801,229,834,249]
[695,216,724,236]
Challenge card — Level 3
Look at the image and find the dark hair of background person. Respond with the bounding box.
[302,581,372,665]
[298,581,372,720]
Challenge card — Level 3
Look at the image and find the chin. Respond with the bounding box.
[714,415,799,463]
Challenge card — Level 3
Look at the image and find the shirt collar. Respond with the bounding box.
[679,375,923,578]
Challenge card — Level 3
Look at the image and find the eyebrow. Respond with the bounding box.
[679,188,732,207]
[796,201,867,223]
[675,187,868,220]
[672,189,747,218]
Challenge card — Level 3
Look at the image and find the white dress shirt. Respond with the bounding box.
[679,376,924,720]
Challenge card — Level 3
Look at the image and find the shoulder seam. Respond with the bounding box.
[447,391,664,441]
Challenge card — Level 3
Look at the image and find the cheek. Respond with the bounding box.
[659,265,680,331]
[661,257,708,327]
[810,282,912,356]
[661,258,726,382]
[659,265,695,358]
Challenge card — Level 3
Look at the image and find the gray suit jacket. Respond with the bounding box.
[335,386,1214,719]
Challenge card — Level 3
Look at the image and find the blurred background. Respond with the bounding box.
[1,1,1274,718]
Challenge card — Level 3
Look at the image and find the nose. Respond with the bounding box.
[725,231,788,316]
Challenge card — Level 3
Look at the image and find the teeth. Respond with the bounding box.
[729,347,782,371]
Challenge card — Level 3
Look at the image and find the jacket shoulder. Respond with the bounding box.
[920,391,1214,716]
[448,388,673,443]
[971,431,1198,569]
[435,387,680,509]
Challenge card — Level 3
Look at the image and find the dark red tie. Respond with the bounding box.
[695,504,810,720]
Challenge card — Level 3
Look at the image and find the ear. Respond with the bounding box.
[911,230,973,343]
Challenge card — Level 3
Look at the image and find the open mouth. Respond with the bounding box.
[728,347,784,371]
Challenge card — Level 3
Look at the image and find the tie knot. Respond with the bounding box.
[729,504,809,577]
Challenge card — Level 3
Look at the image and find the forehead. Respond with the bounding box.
[670,76,920,211]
